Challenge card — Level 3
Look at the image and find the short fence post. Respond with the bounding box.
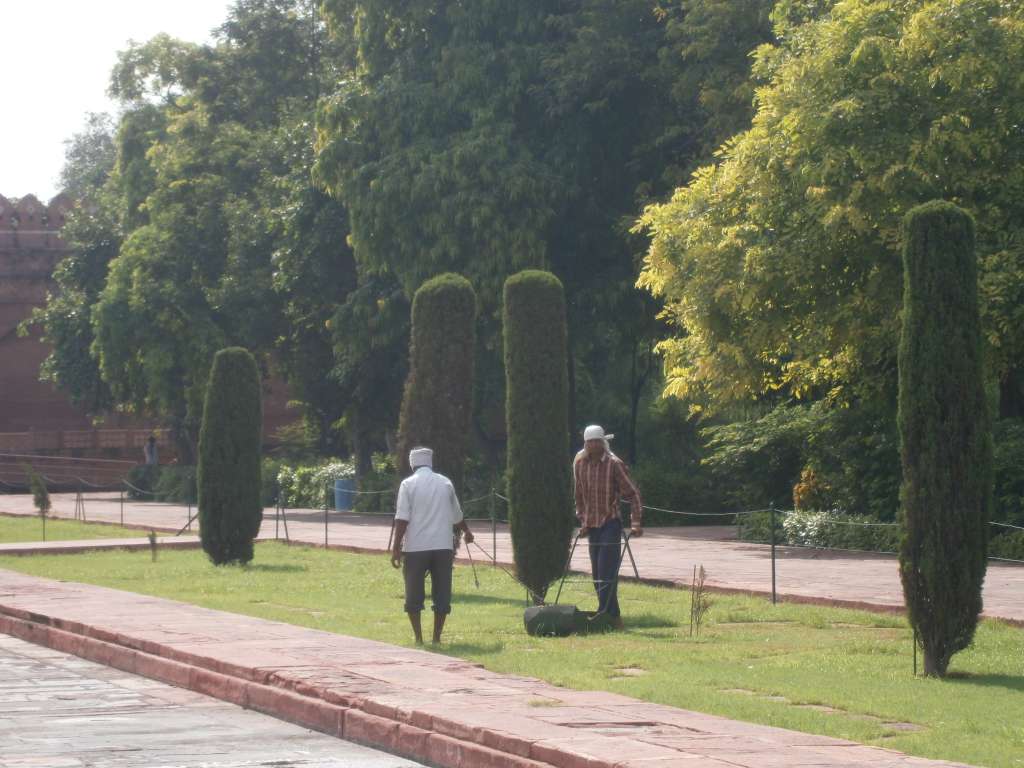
[770,502,777,605]
[324,482,329,548]
[120,485,125,527]
[187,499,192,532]
[913,627,918,676]
[275,480,280,540]
[490,488,497,567]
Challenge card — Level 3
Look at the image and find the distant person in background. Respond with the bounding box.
[574,424,643,629]
[144,435,159,466]
[390,446,473,644]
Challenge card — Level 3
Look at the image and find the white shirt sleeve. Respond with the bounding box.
[395,479,412,522]
[449,482,463,525]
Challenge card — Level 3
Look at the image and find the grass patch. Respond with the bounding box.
[0,541,1021,767]
[0,515,167,544]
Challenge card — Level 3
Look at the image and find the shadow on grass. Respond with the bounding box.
[245,563,308,573]
[944,672,1024,693]
[626,612,679,630]
[440,640,506,655]
[453,592,529,608]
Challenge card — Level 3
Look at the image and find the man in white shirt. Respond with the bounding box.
[390,446,474,644]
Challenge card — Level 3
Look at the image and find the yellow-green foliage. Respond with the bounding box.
[637,0,1024,412]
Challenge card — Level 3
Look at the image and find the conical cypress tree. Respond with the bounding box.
[898,200,992,677]
[197,347,263,565]
[396,273,477,492]
[504,270,573,602]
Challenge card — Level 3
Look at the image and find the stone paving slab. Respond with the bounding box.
[2,492,1023,623]
[0,633,424,767]
[0,568,972,768]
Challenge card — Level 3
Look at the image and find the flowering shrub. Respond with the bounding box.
[275,460,355,508]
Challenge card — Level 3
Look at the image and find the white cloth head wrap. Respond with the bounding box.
[409,446,433,469]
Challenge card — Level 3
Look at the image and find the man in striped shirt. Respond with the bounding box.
[573,425,643,629]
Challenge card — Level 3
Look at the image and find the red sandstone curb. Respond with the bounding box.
[0,539,202,557]
[0,606,555,768]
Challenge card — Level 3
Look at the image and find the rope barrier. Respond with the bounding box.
[641,504,770,518]
[121,480,161,497]
[990,521,1024,531]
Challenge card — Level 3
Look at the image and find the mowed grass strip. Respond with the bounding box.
[0,541,1021,768]
[0,514,167,544]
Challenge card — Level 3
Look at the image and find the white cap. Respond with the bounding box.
[583,425,614,442]
[409,446,433,469]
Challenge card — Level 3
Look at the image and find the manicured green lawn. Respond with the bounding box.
[0,542,1021,767]
[0,515,165,543]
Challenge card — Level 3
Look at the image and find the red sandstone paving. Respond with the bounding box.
[3,492,1023,623]
[0,569,971,768]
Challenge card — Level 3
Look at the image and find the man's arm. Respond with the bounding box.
[615,460,643,535]
[392,481,411,567]
[573,455,588,533]
[391,519,409,568]
[449,484,473,544]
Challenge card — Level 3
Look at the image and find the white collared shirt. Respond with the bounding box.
[395,466,463,552]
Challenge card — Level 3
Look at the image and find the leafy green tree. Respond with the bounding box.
[197,347,263,565]
[504,270,573,601]
[330,276,409,476]
[638,0,1024,415]
[898,201,991,677]
[396,274,476,491]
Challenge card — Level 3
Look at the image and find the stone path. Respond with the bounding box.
[0,569,971,768]
[3,492,1023,623]
[0,632,424,767]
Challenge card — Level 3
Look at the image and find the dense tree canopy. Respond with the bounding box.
[29,0,1024,533]
[638,0,1024,415]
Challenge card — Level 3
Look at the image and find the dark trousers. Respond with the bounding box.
[403,549,454,614]
[587,517,622,618]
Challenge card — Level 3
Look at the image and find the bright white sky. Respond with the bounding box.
[1,0,234,201]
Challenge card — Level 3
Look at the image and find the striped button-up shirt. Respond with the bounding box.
[573,450,642,530]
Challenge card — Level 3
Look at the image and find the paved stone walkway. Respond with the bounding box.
[0,633,424,767]
[3,492,1023,623]
[0,569,971,768]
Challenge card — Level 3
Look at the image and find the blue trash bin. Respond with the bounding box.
[334,477,356,511]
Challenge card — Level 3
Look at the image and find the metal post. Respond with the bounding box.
[490,488,497,567]
[187,500,192,532]
[120,486,125,527]
[324,485,329,548]
[913,627,918,676]
[770,502,777,605]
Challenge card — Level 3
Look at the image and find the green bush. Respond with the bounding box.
[898,201,991,676]
[125,464,160,500]
[993,418,1024,527]
[989,530,1024,561]
[197,347,263,565]
[504,270,573,602]
[396,273,476,492]
[274,459,355,509]
[261,457,285,507]
[353,453,398,514]
[154,466,196,504]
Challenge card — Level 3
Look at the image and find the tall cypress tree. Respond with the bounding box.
[197,347,263,565]
[396,274,477,492]
[504,270,573,602]
[898,200,992,677]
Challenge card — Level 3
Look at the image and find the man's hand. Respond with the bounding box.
[630,525,644,538]
[390,548,403,569]
[463,529,474,545]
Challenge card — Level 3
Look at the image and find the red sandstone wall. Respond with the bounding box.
[0,193,297,455]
